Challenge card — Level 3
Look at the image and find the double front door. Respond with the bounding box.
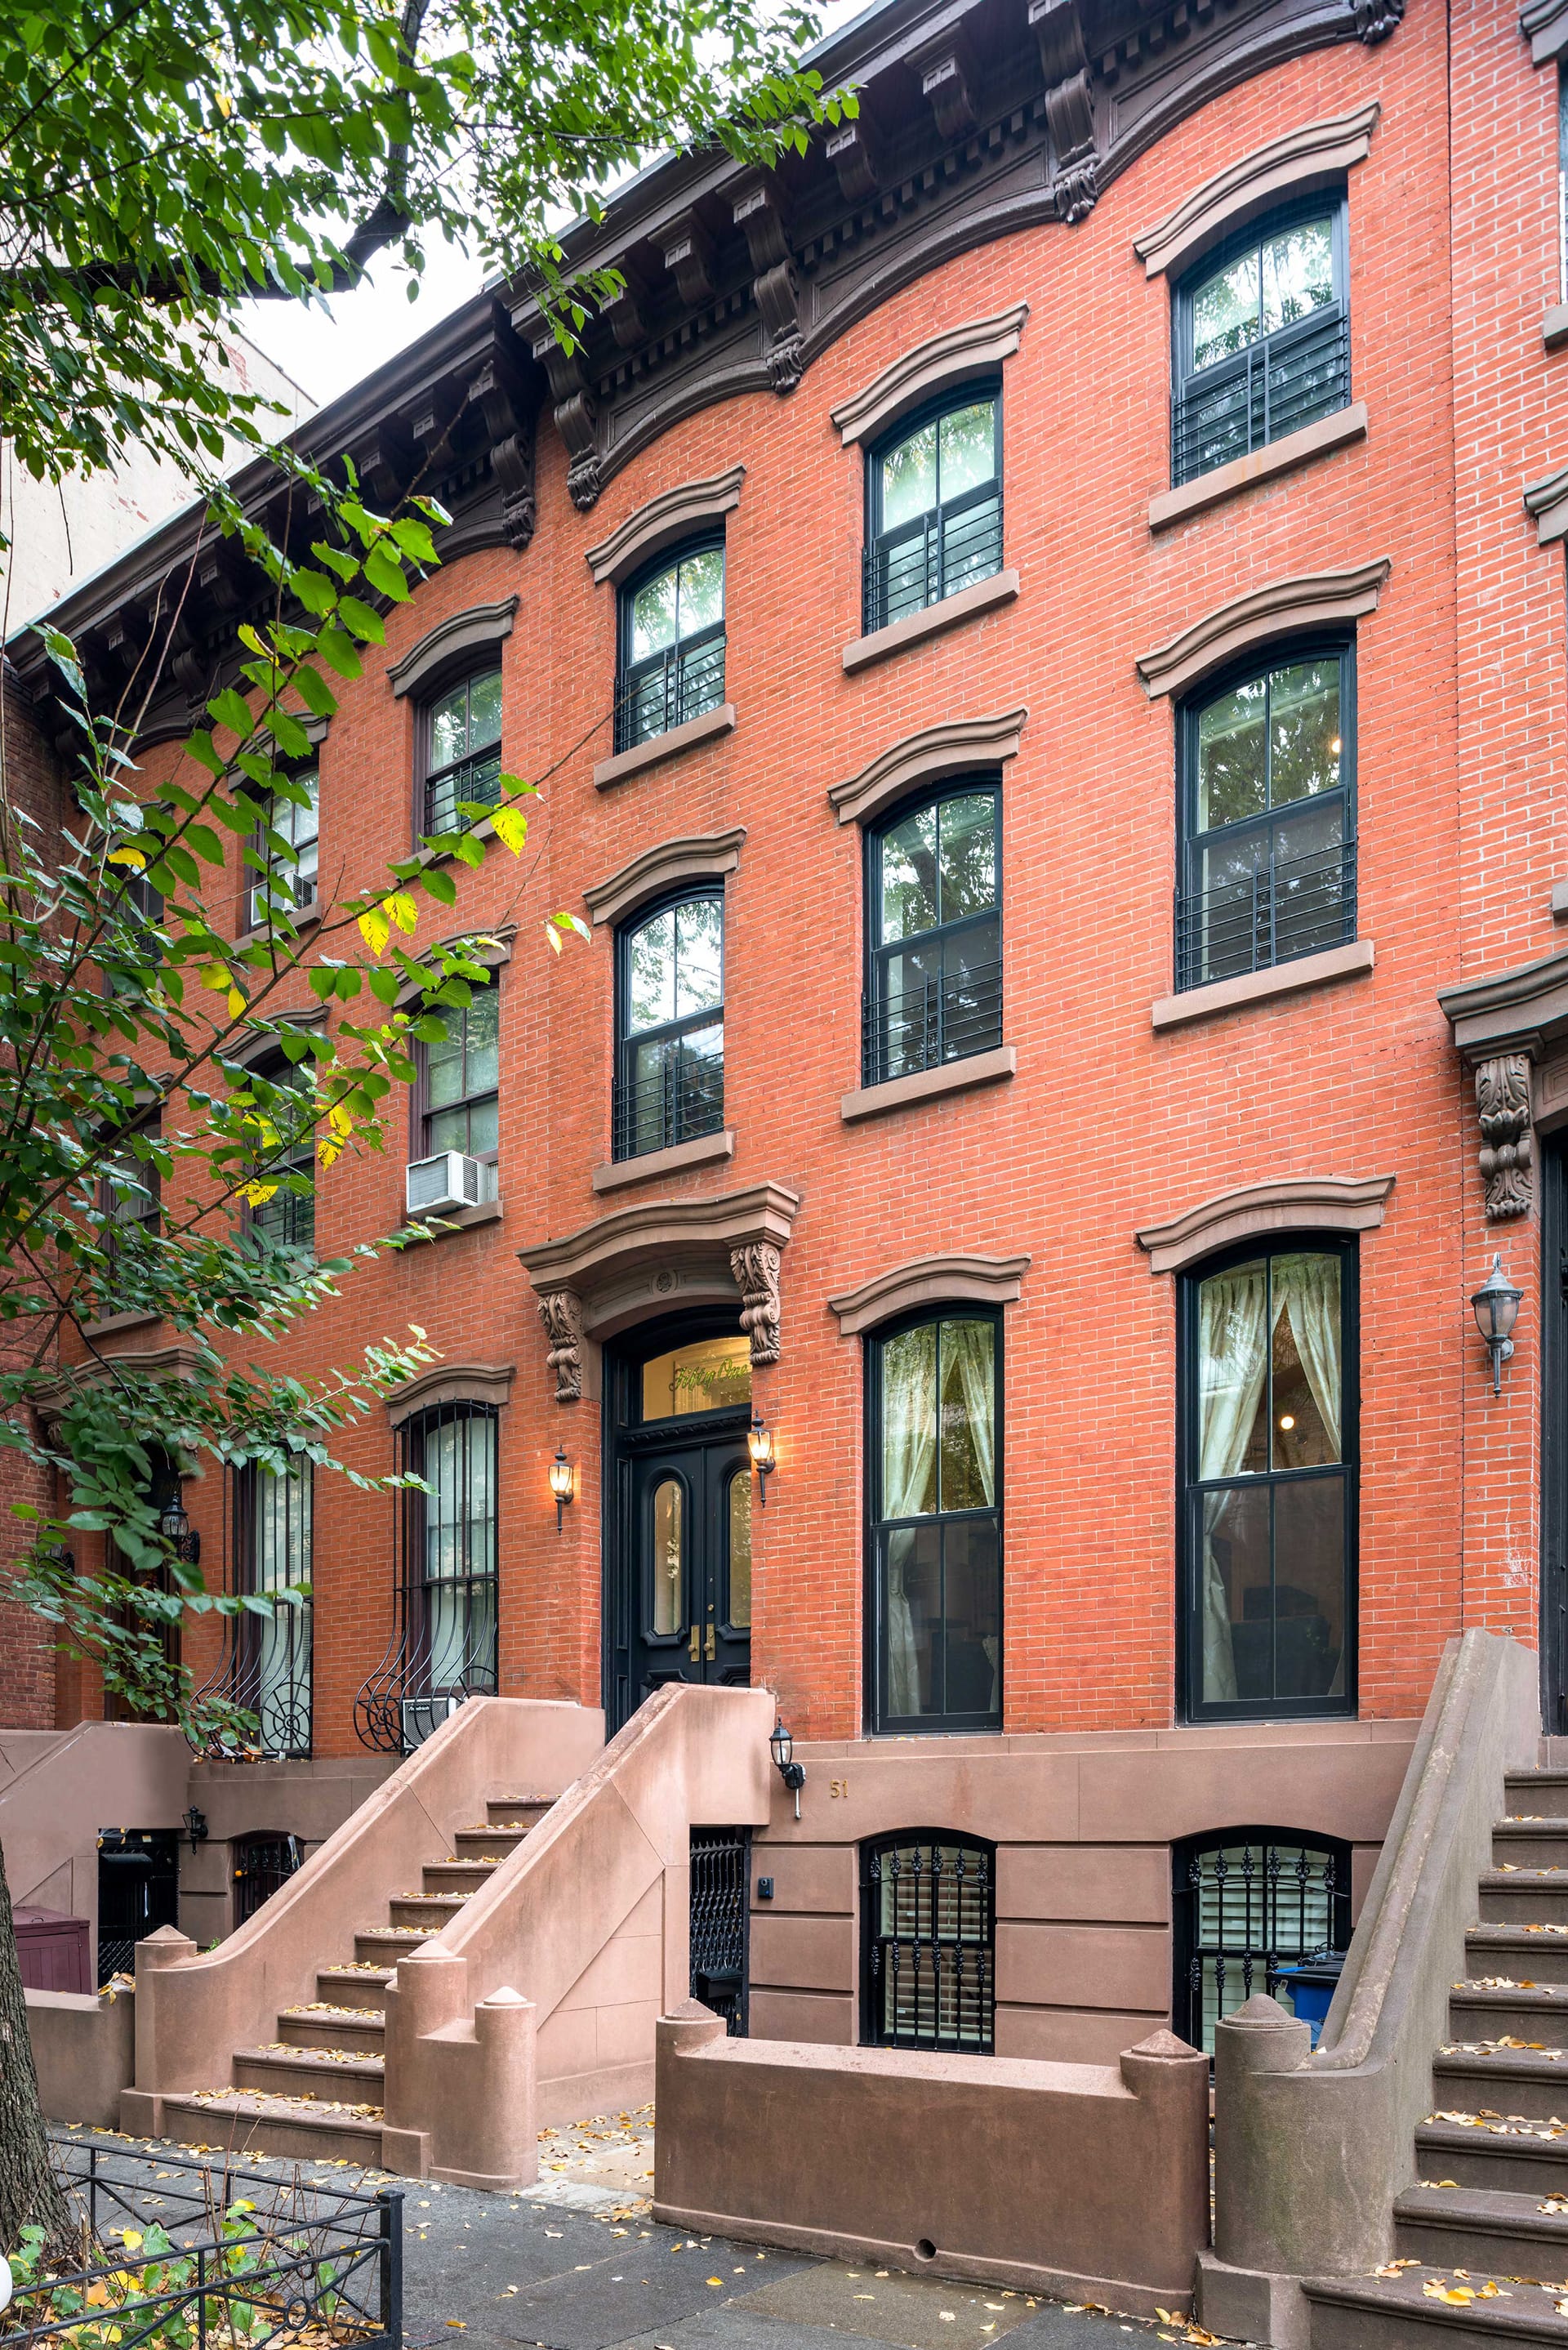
[606,1320,754,1732]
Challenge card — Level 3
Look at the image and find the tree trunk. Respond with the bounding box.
[0,1834,75,2258]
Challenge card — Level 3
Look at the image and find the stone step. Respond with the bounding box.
[1432,2045,1568,2122]
[1477,1871,1568,1926]
[353,1926,434,1962]
[1449,1986,1568,2048]
[278,2005,386,2053]
[452,1826,531,1862]
[1508,1771,1568,1820]
[1494,1822,1568,1869]
[421,1859,498,1893]
[1465,1929,1568,1988]
[318,1966,394,2008]
[158,2089,384,2169]
[484,1799,552,1828]
[1416,2118,1568,2197]
[231,2045,385,2103]
[1307,2263,1568,2350]
[388,1892,470,1927]
[1394,2181,1568,2276]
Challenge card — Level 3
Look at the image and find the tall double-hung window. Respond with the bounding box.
[1176,642,1354,992]
[867,1312,1000,1733]
[1172,201,1349,487]
[615,542,726,754]
[863,390,1001,635]
[423,669,502,836]
[400,1402,498,1746]
[865,784,1000,1086]
[614,892,724,1161]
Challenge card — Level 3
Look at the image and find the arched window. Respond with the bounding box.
[860,1831,996,2053]
[245,768,318,932]
[615,539,726,753]
[1172,198,1350,486]
[245,1054,316,1253]
[398,1400,498,1747]
[419,977,500,1175]
[1180,1238,1356,1721]
[863,388,1001,634]
[614,890,724,1160]
[867,1310,1000,1732]
[1173,1830,1351,2053]
[422,667,502,836]
[865,783,1000,1086]
[235,1459,313,1757]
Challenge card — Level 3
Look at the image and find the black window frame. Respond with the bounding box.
[864,1304,1004,1737]
[862,381,1004,636]
[859,1829,996,2053]
[1175,632,1357,995]
[243,1050,317,1254]
[418,662,503,840]
[1172,1828,1352,2055]
[1171,193,1352,488]
[1177,1233,1359,1727]
[243,765,319,934]
[231,1456,314,1759]
[863,778,1003,1088]
[416,973,500,1167]
[400,1398,500,1732]
[614,533,728,756]
[612,885,725,1162]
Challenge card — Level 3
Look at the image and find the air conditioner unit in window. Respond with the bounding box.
[405,1151,488,1216]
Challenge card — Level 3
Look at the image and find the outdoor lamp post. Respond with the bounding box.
[1472,1251,1524,1398]
[747,1408,776,1506]
[770,1717,805,1819]
[158,1487,200,1565]
[550,1445,575,1532]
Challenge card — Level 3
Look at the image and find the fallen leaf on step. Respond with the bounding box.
[1423,2283,1476,2303]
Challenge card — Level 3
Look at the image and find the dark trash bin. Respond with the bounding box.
[1273,1948,1347,2046]
[14,1906,91,1994]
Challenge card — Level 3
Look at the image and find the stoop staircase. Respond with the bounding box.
[1307,1764,1568,2348]
[157,1796,553,2168]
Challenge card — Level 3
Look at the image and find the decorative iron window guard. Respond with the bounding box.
[862,488,1002,637]
[862,959,1003,1089]
[612,1037,724,1162]
[234,1831,305,1927]
[1173,1835,1351,2055]
[689,1826,751,2036]
[425,743,502,837]
[861,1835,996,2053]
[613,630,727,756]
[189,1468,314,1760]
[354,1401,499,1754]
[1172,305,1349,488]
[1175,836,1356,994]
[4,2137,402,2350]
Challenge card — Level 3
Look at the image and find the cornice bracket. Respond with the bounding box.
[470,350,537,551]
[662,208,717,309]
[1029,0,1100,221]
[732,175,804,394]
[1353,0,1404,42]
[911,32,978,141]
[1476,1055,1534,1221]
[531,330,601,512]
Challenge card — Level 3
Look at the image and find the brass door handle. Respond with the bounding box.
[704,1621,716,1662]
[688,1625,701,1663]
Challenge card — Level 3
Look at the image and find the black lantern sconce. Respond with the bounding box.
[770,1717,805,1820]
[181,1804,208,1853]
[158,1487,200,1566]
[747,1409,776,1507]
[550,1446,575,1532]
[1472,1251,1524,1398]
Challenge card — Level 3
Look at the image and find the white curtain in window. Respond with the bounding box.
[1274,1254,1343,1457]
[424,1416,497,1691]
[1197,1269,1272,1704]
[252,1462,310,1751]
[883,1325,938,1715]
[942,1319,996,1505]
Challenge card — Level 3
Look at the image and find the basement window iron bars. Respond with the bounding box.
[688,1826,751,2036]
[1172,1831,1351,2054]
[862,393,1001,636]
[861,1834,996,2053]
[615,543,726,755]
[190,1460,314,1759]
[1171,203,1350,487]
[354,1400,499,1752]
[234,1831,305,1927]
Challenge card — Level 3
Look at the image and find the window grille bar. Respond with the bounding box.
[614,631,727,756]
[1174,837,1356,994]
[862,1838,996,2053]
[1172,307,1349,487]
[688,1827,751,2036]
[1175,1837,1351,2054]
[189,1464,314,1759]
[862,958,1003,1088]
[612,1037,725,1161]
[862,489,1003,636]
[425,744,503,836]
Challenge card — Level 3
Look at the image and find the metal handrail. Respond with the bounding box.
[1174,835,1356,993]
[862,957,1003,1088]
[612,1037,724,1161]
[1173,304,1349,487]
[614,629,726,755]
[862,488,1003,635]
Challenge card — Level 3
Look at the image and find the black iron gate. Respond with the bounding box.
[234,1832,304,1926]
[689,1826,750,2035]
[96,1829,179,1986]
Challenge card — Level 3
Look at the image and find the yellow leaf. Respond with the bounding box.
[706,2278,723,2289]
[120,2230,142,2251]
[227,988,246,1019]
[328,1102,353,1141]
[386,892,418,934]
[216,87,233,114]
[492,805,528,855]
[108,846,147,871]
[359,906,390,956]
[243,1181,278,1208]
[203,962,232,993]
[546,922,564,956]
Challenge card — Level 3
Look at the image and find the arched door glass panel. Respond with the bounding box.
[650,1476,684,1637]
[728,1471,752,1632]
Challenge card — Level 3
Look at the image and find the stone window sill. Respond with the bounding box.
[841,1045,1016,1124]
[593,704,736,791]
[1148,404,1368,532]
[841,570,1020,676]
[81,1309,164,1338]
[398,1197,504,1240]
[234,907,322,952]
[592,1128,735,1193]
[1151,939,1374,1031]
[1547,305,1568,352]
[1552,878,1568,921]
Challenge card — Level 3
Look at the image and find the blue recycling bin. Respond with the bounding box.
[1273,1950,1346,2047]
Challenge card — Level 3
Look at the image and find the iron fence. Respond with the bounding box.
[862,960,1002,1088]
[612,1038,724,1162]
[1173,305,1349,487]
[1175,836,1356,994]
[4,2138,401,2350]
[689,1827,750,2036]
[862,490,1002,636]
[424,744,502,838]
[613,631,726,755]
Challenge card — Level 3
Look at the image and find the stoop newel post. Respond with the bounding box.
[381,1946,468,2176]
[457,1986,538,2189]
[120,1924,198,2137]
[1197,1994,1315,2350]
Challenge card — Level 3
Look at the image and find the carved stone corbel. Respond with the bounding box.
[349,418,417,513]
[530,332,601,512]
[1029,0,1100,222]
[730,1242,782,1367]
[910,35,978,140]
[661,209,716,308]
[537,1289,586,1403]
[826,120,880,204]
[1353,0,1404,40]
[471,351,537,550]
[600,280,648,351]
[732,176,803,393]
[1476,1054,1534,1220]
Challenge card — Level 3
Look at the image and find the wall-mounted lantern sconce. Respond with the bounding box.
[158,1488,200,1566]
[747,1408,776,1507]
[550,1445,575,1532]
[770,1716,805,1820]
[1472,1251,1524,1398]
[182,1804,209,1853]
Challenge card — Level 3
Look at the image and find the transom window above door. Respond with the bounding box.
[1178,644,1354,993]
[424,669,502,836]
[1173,201,1350,486]
[615,892,724,1162]
[616,542,726,754]
[865,391,1001,635]
[866,785,1000,1087]
[640,1332,751,1421]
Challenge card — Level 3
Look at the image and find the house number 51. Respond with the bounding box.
[829,1778,849,1799]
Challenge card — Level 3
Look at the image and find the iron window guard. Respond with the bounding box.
[612,1037,724,1162]
[1173,1836,1350,2055]
[1174,835,1356,995]
[1172,305,1349,488]
[188,1465,314,1760]
[862,958,1002,1089]
[861,1836,996,2053]
[424,742,503,837]
[688,1826,751,2036]
[862,486,1002,636]
[613,628,726,756]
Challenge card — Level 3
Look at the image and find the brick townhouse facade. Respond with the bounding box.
[5,0,1566,2065]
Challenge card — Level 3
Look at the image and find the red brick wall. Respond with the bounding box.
[48,2,1555,1752]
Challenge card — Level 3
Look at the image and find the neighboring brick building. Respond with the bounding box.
[7,0,1566,2059]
